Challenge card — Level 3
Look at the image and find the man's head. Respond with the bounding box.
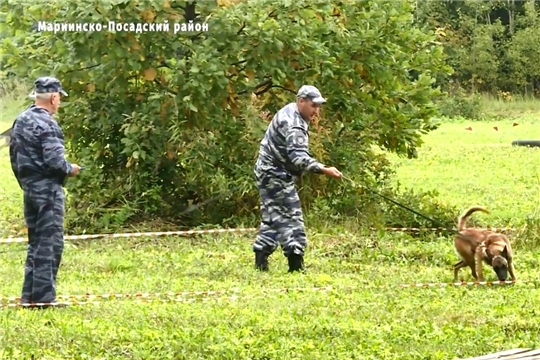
[296,85,326,121]
[30,76,68,114]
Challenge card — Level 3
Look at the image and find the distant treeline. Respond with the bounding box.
[416,0,540,96]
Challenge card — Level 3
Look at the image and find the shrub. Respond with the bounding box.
[0,0,452,233]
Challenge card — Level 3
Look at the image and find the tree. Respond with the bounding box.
[0,0,452,232]
[506,0,540,95]
[414,0,540,95]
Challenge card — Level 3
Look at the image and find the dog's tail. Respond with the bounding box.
[458,206,490,231]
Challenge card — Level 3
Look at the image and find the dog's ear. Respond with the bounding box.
[501,245,508,258]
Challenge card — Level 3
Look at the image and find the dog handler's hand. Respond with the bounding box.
[70,164,81,177]
[322,166,342,179]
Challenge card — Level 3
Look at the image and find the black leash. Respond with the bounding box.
[333,126,481,240]
[0,172,481,249]
[342,175,450,229]
[341,175,484,242]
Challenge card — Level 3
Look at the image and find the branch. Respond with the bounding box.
[237,79,273,96]
[268,85,296,95]
[65,63,102,74]
[157,61,173,70]
[154,79,178,96]
[215,21,248,54]
[232,59,247,66]
[183,1,199,22]
[237,22,246,35]
[190,31,206,42]
[226,61,247,80]
[254,79,274,96]
[290,63,313,72]
[226,65,247,80]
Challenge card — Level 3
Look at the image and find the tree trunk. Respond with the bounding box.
[508,0,515,35]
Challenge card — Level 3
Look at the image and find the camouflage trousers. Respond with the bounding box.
[252,164,307,257]
[21,183,65,304]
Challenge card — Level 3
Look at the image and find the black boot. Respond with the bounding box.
[288,253,304,273]
[255,251,269,271]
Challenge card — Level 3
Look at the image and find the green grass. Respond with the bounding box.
[387,115,540,228]
[0,95,28,237]
[1,95,540,359]
[479,92,540,118]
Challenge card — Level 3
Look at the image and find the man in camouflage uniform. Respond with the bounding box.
[9,77,81,306]
[253,85,342,273]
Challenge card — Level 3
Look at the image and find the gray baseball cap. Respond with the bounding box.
[29,76,68,99]
[35,76,68,96]
[297,85,326,104]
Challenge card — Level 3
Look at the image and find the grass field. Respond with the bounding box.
[1,93,540,359]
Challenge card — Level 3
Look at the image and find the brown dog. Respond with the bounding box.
[452,206,517,282]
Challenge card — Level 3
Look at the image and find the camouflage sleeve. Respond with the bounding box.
[285,125,324,174]
[38,122,73,176]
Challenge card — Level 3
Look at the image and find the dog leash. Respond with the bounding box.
[77,167,486,241]
[340,175,491,244]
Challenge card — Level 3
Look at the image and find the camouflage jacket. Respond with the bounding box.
[256,102,324,177]
[9,104,73,190]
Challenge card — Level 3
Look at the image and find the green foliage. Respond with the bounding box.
[416,0,540,97]
[0,0,451,232]
[507,29,540,94]
[382,187,460,230]
[436,87,484,120]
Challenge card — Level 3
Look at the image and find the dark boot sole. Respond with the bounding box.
[255,251,269,271]
[288,254,304,273]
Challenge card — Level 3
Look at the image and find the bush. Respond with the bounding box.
[382,187,460,230]
[436,88,484,120]
[1,0,452,233]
